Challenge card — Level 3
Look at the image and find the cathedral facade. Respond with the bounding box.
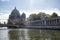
[8,7,26,26]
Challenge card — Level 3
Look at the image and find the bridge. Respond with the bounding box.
[0,24,22,28]
[0,17,60,30]
[0,24,60,30]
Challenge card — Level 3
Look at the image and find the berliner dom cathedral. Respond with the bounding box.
[8,7,26,27]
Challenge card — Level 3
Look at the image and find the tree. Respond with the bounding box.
[37,12,46,17]
[0,22,1,24]
[37,12,49,20]
[28,12,49,21]
[29,14,37,21]
[51,12,58,18]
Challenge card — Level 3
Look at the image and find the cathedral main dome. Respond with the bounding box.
[11,7,20,16]
[8,7,26,28]
[9,7,20,19]
[8,7,21,26]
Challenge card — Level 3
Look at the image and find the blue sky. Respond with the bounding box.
[0,0,60,10]
[0,0,60,23]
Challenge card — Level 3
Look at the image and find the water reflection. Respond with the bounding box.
[28,29,60,40]
[8,29,26,40]
[28,29,40,40]
[0,29,60,40]
[0,30,9,40]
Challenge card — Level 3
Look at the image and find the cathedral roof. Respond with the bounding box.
[9,7,20,19]
[11,7,20,16]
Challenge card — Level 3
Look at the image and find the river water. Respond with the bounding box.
[0,28,60,40]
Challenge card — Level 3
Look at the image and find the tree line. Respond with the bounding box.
[28,12,58,21]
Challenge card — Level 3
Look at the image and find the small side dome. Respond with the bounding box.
[21,12,26,18]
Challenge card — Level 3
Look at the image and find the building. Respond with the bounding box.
[8,7,26,27]
[28,17,60,26]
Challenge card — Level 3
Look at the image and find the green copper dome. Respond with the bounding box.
[9,7,20,19]
[11,7,20,16]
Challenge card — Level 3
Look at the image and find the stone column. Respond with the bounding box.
[58,19,60,25]
[44,20,46,25]
[49,20,50,25]
[56,19,58,24]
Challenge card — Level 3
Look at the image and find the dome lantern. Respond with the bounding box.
[14,6,17,10]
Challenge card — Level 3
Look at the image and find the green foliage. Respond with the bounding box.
[21,22,26,26]
[37,12,47,19]
[51,12,58,18]
[37,12,46,17]
[29,14,37,21]
[28,12,58,21]
[28,12,48,21]
[0,22,1,24]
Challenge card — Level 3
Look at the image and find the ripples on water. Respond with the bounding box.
[0,28,60,40]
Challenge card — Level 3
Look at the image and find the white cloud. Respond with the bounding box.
[20,8,60,17]
[0,14,10,23]
[0,8,60,23]
[1,0,10,2]
[0,9,11,23]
